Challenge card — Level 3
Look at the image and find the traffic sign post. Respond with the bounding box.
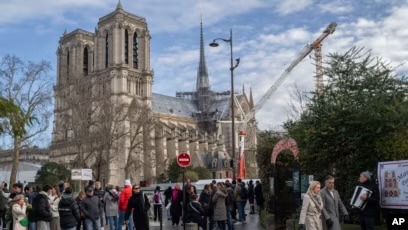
[177,152,190,230]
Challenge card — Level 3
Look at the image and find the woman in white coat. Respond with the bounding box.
[12,194,28,230]
[299,181,324,230]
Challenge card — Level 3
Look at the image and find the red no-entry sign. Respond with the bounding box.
[177,152,191,167]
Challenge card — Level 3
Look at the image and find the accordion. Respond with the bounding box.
[350,186,372,210]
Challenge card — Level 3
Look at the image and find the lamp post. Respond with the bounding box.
[210,29,240,180]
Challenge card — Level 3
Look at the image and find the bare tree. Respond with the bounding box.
[124,99,156,183]
[0,55,53,186]
[286,84,310,120]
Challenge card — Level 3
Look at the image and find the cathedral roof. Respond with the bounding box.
[152,93,198,118]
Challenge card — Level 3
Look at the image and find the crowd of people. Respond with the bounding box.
[298,171,379,230]
[0,178,264,230]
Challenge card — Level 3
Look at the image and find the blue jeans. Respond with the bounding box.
[117,211,133,230]
[236,202,245,222]
[84,218,100,230]
[227,206,234,230]
[107,216,118,230]
[28,221,36,230]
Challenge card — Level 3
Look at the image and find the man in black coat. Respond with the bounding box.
[187,194,206,230]
[248,180,255,214]
[58,187,81,229]
[254,181,264,213]
[32,185,53,230]
[198,184,211,227]
[125,185,150,230]
[357,171,379,230]
[93,181,105,227]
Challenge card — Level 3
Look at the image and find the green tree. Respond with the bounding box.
[35,162,70,186]
[192,166,211,179]
[185,171,199,182]
[285,47,408,198]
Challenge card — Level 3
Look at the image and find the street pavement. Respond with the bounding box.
[149,210,263,230]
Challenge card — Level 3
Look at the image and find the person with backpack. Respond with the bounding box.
[225,182,235,230]
[233,179,246,225]
[103,185,119,230]
[152,186,163,222]
[58,187,80,230]
[186,194,206,230]
[32,185,53,230]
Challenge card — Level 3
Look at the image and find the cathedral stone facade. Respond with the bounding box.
[50,3,257,185]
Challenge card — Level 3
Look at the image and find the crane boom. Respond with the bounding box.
[236,22,336,179]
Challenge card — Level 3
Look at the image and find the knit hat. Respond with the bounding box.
[362,171,373,180]
[124,179,131,186]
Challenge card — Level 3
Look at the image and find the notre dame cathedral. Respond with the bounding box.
[50,2,257,185]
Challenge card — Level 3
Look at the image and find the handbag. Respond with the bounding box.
[19,217,29,226]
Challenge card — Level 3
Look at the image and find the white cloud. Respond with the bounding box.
[319,0,354,14]
[276,0,315,15]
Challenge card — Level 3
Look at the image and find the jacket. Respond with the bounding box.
[234,184,243,202]
[93,187,105,206]
[198,190,211,216]
[103,190,119,217]
[255,183,264,205]
[248,183,255,201]
[186,201,204,223]
[80,194,100,220]
[358,180,379,217]
[125,192,150,230]
[118,185,132,211]
[212,190,227,221]
[58,194,80,228]
[49,195,61,218]
[321,187,348,230]
[299,194,324,230]
[32,191,52,222]
[12,203,27,230]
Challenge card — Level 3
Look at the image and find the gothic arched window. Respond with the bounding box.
[125,29,129,64]
[105,32,109,68]
[133,32,138,69]
[67,50,70,77]
[83,47,88,76]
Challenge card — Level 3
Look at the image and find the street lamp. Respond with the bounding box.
[210,29,240,180]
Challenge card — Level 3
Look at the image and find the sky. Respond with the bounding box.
[0,0,407,146]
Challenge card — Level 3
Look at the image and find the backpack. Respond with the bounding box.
[225,188,234,206]
[153,192,160,204]
[240,186,248,200]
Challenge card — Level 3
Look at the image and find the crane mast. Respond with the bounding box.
[237,22,337,179]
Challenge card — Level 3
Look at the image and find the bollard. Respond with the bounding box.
[159,205,163,230]
[185,222,198,230]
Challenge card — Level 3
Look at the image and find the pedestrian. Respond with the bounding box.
[125,185,150,230]
[117,179,133,230]
[230,180,237,221]
[103,185,119,230]
[186,179,197,195]
[50,185,62,230]
[58,187,80,230]
[163,186,172,221]
[93,181,105,229]
[186,194,206,229]
[233,179,246,225]
[212,182,228,230]
[170,184,183,226]
[356,171,379,230]
[321,176,348,230]
[11,194,27,230]
[254,181,264,213]
[152,186,164,222]
[198,184,211,228]
[299,181,324,230]
[24,187,34,205]
[0,182,8,229]
[183,185,195,224]
[32,185,53,230]
[74,191,86,230]
[225,182,235,230]
[80,187,101,230]
[208,183,216,229]
[248,180,255,214]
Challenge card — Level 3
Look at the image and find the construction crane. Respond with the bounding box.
[237,22,337,179]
